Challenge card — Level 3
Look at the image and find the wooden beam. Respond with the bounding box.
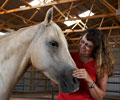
[98,26,120,30]
[19,0,46,22]
[100,0,120,22]
[19,0,32,7]
[2,23,35,29]
[108,41,120,45]
[68,35,120,40]
[84,0,96,28]
[67,2,74,18]
[27,9,39,22]
[57,3,88,29]
[117,0,120,21]
[119,0,120,9]
[68,43,120,47]
[56,13,115,22]
[99,17,104,28]
[106,21,115,40]
[69,41,120,45]
[53,5,66,18]
[1,17,118,30]
[101,0,116,12]
[0,0,8,9]
[0,0,79,15]
[0,11,27,30]
[94,2,119,26]
[0,12,116,30]
[54,0,88,18]
[91,19,109,28]
[0,16,16,30]
[0,8,36,25]
[63,26,120,33]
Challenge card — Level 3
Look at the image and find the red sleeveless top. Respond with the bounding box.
[57,52,96,100]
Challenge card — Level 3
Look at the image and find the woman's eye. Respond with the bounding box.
[80,40,85,44]
[49,41,59,47]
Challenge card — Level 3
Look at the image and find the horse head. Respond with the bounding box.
[29,8,79,93]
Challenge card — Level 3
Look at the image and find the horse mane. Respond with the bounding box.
[0,29,16,40]
[0,25,37,40]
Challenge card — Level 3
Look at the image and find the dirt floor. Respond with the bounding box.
[10,94,57,100]
[10,98,38,100]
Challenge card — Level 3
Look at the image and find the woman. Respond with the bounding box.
[57,28,113,100]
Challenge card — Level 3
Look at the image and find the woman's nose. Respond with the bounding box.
[80,43,86,48]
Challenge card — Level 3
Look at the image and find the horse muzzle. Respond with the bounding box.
[57,67,80,93]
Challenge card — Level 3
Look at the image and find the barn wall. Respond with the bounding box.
[106,47,120,96]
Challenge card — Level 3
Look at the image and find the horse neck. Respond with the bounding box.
[0,24,39,99]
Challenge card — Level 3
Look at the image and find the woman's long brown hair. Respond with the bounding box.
[80,28,114,79]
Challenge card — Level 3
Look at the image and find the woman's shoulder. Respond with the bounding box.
[70,51,79,56]
[86,59,96,64]
[70,51,79,61]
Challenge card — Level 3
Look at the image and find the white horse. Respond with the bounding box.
[0,8,79,100]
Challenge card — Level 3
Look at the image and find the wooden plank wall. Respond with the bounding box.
[104,48,120,100]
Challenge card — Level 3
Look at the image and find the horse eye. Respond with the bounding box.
[49,41,59,47]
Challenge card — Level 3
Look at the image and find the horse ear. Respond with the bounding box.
[44,7,53,25]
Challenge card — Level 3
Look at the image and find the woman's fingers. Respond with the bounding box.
[72,69,87,79]
[73,68,92,83]
[73,69,86,75]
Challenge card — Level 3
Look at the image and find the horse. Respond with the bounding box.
[0,8,79,100]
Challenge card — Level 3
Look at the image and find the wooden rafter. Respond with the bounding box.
[67,2,74,18]
[27,8,40,22]
[19,0,45,23]
[0,0,8,10]
[53,5,66,18]
[84,0,96,28]
[101,0,116,12]
[0,8,37,24]
[55,13,116,22]
[118,0,120,9]
[0,13,117,30]
[0,11,27,30]
[19,0,32,7]
[0,0,79,15]
[109,35,120,38]
[54,0,87,19]
[91,19,109,28]
[99,17,104,28]
[63,26,120,33]
[0,16,17,30]
[69,35,120,38]
[68,41,120,48]
[107,21,115,40]
[94,2,119,26]
[61,3,87,30]
[100,0,120,22]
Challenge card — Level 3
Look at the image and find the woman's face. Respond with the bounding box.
[79,34,94,57]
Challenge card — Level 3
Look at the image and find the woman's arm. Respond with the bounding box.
[73,69,108,100]
[88,73,108,100]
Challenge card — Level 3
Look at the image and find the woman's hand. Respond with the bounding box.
[72,68,93,83]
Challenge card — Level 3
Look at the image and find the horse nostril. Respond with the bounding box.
[73,77,76,84]
[63,81,67,87]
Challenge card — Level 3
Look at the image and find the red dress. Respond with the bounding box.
[57,52,96,100]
